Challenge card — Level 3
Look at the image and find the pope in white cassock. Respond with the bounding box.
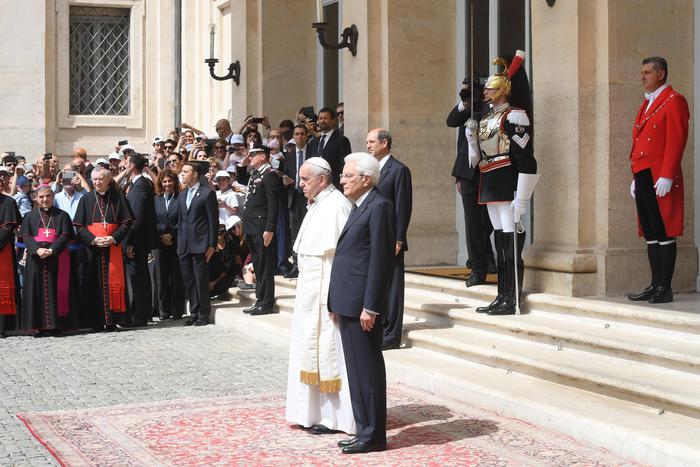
[285,157,356,435]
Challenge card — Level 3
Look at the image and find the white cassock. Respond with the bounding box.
[285,184,356,433]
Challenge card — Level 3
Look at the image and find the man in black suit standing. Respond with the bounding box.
[311,108,351,189]
[242,145,282,315]
[122,153,157,327]
[446,77,496,287]
[281,125,312,279]
[329,152,395,454]
[177,161,218,326]
[367,129,413,350]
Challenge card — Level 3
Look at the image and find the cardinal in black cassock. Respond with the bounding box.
[0,184,21,338]
[20,187,74,336]
[73,168,133,331]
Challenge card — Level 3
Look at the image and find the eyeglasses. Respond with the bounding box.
[4,163,16,167]
[166,159,179,164]
[340,172,358,180]
[164,145,175,150]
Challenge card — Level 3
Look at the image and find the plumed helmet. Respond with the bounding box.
[485,50,526,102]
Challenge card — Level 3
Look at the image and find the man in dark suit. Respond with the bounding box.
[242,145,283,315]
[122,153,157,327]
[446,77,496,287]
[366,129,413,350]
[176,161,218,326]
[281,124,311,278]
[328,152,395,454]
[310,108,351,189]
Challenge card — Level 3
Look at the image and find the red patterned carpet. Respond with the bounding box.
[18,385,636,466]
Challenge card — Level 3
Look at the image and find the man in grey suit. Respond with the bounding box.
[177,161,218,326]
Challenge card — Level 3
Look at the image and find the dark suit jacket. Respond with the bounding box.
[242,167,283,235]
[309,130,351,188]
[376,155,413,252]
[328,188,396,318]
[283,146,310,208]
[446,103,482,182]
[125,175,157,250]
[176,183,218,255]
[154,193,179,248]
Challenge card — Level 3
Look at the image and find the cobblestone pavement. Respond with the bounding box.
[0,321,289,466]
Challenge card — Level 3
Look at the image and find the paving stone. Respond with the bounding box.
[0,321,288,465]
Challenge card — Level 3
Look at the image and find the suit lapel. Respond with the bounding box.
[339,189,377,240]
[636,86,674,132]
[379,156,393,184]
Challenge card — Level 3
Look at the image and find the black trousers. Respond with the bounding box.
[246,233,276,308]
[382,250,404,347]
[178,252,210,321]
[459,179,495,275]
[339,314,387,445]
[634,169,670,242]
[288,191,307,265]
[125,244,152,324]
[154,246,185,318]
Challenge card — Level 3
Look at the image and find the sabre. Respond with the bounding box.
[514,221,524,315]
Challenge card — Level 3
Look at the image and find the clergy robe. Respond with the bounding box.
[73,187,133,328]
[20,207,73,331]
[0,194,21,335]
[285,185,355,433]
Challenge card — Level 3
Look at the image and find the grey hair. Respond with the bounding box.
[344,152,379,186]
[91,166,112,179]
[301,161,332,184]
[642,56,668,80]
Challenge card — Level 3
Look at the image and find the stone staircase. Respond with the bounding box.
[213,273,700,466]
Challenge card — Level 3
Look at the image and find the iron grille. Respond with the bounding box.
[69,7,130,116]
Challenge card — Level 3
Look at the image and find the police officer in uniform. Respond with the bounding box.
[466,50,538,316]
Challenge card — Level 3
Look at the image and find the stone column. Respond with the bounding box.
[527,0,696,296]
[342,0,458,265]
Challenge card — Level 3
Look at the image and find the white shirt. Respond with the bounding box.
[378,154,391,171]
[645,83,669,113]
[318,130,334,149]
[354,188,371,208]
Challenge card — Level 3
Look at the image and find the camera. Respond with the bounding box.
[43,153,53,161]
[118,139,128,146]
[63,170,76,182]
[250,117,264,124]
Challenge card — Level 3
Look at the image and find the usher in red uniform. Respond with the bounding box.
[629,85,689,237]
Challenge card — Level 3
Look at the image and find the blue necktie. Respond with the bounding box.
[186,187,195,210]
[296,150,304,189]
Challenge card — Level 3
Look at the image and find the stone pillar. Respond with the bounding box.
[527,0,696,296]
[230,0,317,129]
[342,0,458,265]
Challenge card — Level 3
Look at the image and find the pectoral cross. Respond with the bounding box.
[45,229,49,238]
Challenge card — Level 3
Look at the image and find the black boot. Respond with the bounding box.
[489,232,516,316]
[649,241,676,304]
[477,230,505,313]
[628,242,661,301]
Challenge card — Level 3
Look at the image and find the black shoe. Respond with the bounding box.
[105,325,118,332]
[648,286,673,304]
[341,441,386,454]
[214,292,232,301]
[159,314,172,321]
[193,320,209,326]
[171,315,183,320]
[382,342,400,351]
[242,305,258,314]
[338,437,359,448]
[249,306,276,316]
[184,317,197,326]
[628,285,655,301]
[237,281,256,290]
[476,295,504,313]
[119,321,148,329]
[0,331,5,339]
[465,273,486,287]
[488,298,516,316]
[33,331,48,338]
[283,268,299,279]
[310,424,341,435]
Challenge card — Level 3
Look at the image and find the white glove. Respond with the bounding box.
[630,180,635,199]
[465,120,480,168]
[654,177,672,197]
[510,198,528,223]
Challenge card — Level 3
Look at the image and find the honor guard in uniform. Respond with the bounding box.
[627,56,689,304]
[466,50,538,316]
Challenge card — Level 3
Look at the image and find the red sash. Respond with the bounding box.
[0,243,16,315]
[87,223,126,313]
[35,228,70,318]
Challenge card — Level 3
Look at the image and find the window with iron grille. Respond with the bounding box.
[69,6,130,116]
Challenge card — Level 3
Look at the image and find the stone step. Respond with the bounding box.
[402,324,700,419]
[212,298,700,466]
[402,289,700,374]
[405,273,700,335]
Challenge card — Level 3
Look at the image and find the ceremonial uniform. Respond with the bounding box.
[628,82,689,302]
[242,162,282,312]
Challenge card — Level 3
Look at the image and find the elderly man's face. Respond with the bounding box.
[91,171,111,193]
[641,63,666,93]
[37,189,54,209]
[299,164,327,200]
[340,161,371,201]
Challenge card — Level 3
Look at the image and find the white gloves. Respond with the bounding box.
[654,177,672,197]
[630,180,635,199]
[511,198,528,223]
[465,119,480,168]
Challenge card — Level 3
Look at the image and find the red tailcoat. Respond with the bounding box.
[629,85,689,237]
